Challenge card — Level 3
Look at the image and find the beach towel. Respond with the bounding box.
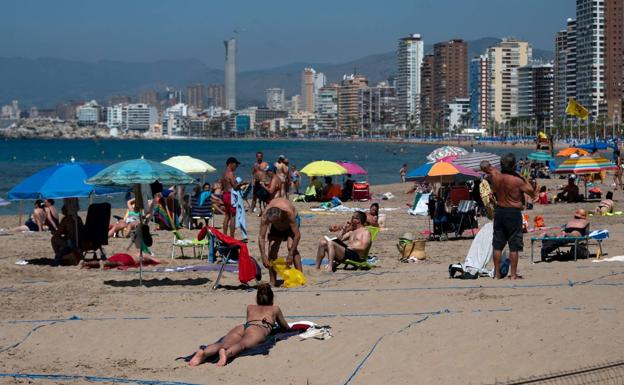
[104,253,160,270]
[177,323,312,364]
[231,189,247,241]
[449,222,508,279]
[198,191,211,207]
[198,226,256,284]
[408,193,430,216]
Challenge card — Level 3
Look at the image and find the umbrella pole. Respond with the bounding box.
[18,201,23,227]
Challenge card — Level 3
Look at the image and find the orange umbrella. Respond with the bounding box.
[556,147,589,157]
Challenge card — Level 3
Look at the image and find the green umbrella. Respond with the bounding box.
[85,158,195,187]
[527,152,553,162]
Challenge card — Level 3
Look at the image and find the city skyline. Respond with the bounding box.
[0,0,573,71]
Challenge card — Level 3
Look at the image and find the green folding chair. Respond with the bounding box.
[171,230,209,259]
[342,226,380,270]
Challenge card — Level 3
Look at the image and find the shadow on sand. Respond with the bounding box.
[103,277,210,288]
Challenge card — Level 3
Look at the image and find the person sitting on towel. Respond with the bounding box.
[316,211,371,272]
[189,283,291,367]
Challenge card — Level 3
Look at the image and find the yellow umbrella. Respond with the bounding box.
[300,160,348,176]
[162,156,216,174]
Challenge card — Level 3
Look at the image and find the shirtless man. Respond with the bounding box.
[221,157,241,237]
[274,155,289,198]
[258,198,302,286]
[316,211,372,272]
[250,151,269,213]
[481,154,535,280]
[188,283,290,367]
[264,166,283,203]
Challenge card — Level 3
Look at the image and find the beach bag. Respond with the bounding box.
[397,233,426,262]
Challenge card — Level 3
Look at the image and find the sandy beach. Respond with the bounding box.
[0,179,623,385]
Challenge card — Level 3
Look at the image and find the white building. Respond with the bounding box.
[266,88,286,110]
[315,85,339,132]
[446,98,471,131]
[396,34,425,127]
[106,105,123,129]
[576,0,605,117]
[108,103,158,132]
[77,100,101,126]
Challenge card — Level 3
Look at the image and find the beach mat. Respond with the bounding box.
[176,327,307,364]
[162,264,238,273]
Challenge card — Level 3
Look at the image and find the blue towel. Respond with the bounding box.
[199,191,211,207]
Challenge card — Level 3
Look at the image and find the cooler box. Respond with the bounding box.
[352,182,371,201]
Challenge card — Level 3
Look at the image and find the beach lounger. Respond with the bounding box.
[530,229,607,263]
[341,226,380,270]
[171,230,209,259]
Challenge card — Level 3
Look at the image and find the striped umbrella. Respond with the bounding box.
[527,152,554,162]
[554,156,618,175]
[450,152,501,171]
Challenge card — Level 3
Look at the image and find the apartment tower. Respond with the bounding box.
[606,0,624,119]
[224,38,237,110]
[397,34,425,127]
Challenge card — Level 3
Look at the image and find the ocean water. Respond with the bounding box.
[0,138,532,214]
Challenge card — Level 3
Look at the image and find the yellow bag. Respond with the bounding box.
[272,258,307,288]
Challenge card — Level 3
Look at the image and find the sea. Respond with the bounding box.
[0,138,533,215]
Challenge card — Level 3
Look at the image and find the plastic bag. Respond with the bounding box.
[271,257,307,288]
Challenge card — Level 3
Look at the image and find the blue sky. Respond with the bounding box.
[0,0,574,70]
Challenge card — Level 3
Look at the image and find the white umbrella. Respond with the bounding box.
[162,156,216,174]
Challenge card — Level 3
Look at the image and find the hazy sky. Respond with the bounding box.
[0,0,574,70]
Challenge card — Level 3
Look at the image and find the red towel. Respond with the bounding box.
[197,226,257,284]
[106,253,160,270]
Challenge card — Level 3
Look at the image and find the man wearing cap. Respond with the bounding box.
[221,157,241,237]
[481,154,535,279]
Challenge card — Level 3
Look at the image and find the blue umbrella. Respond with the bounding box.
[527,152,554,162]
[578,141,609,151]
[8,162,120,200]
[85,158,195,187]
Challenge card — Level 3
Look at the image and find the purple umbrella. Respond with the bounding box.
[336,161,368,175]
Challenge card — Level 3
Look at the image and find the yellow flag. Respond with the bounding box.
[565,99,590,120]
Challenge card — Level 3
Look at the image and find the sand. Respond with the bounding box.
[0,179,623,385]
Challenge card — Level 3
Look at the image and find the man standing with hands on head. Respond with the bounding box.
[480,154,535,280]
[221,157,242,238]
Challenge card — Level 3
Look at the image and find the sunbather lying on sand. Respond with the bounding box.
[189,283,290,367]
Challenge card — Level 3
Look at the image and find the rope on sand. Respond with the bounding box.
[0,321,58,353]
[0,373,201,385]
[343,315,431,385]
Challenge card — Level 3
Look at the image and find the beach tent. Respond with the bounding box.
[8,161,119,200]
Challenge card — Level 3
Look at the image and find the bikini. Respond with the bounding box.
[243,318,274,336]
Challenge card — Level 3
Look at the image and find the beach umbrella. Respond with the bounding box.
[451,152,501,171]
[8,161,119,200]
[578,141,609,152]
[527,152,554,162]
[426,146,468,162]
[556,147,589,157]
[405,161,480,183]
[336,161,367,175]
[554,156,618,175]
[86,158,194,286]
[300,161,348,176]
[162,155,216,174]
[86,158,195,187]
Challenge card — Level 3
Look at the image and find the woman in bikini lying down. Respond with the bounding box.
[189,283,291,367]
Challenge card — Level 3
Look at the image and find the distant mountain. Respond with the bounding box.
[0,38,553,109]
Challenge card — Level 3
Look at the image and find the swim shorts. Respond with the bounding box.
[344,247,363,262]
[25,218,39,232]
[493,207,523,252]
[222,192,236,215]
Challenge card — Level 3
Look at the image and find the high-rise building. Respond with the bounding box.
[207,84,226,109]
[139,90,159,107]
[606,0,624,120]
[397,34,425,127]
[266,88,286,110]
[302,68,316,113]
[420,55,435,130]
[287,95,301,114]
[433,39,469,129]
[576,0,606,117]
[445,98,471,130]
[359,82,398,135]
[314,72,327,110]
[487,39,532,124]
[224,38,236,110]
[109,95,132,106]
[186,84,205,110]
[338,74,369,134]
[554,19,578,121]
[316,85,339,133]
[469,55,490,128]
[518,63,555,131]
[77,100,101,126]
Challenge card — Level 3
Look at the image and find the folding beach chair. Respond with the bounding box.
[455,200,478,238]
[171,230,209,259]
[340,226,380,270]
[188,195,214,229]
[81,203,111,260]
